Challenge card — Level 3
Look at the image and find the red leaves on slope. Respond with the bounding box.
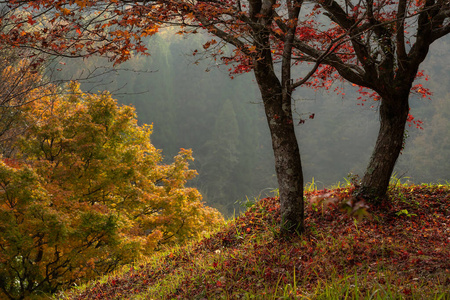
[62,184,449,300]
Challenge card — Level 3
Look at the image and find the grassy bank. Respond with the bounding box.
[57,184,449,299]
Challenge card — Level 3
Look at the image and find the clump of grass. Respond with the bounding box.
[57,183,450,300]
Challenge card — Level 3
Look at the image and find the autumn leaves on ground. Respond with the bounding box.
[59,185,449,300]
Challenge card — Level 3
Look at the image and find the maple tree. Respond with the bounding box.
[0,0,307,233]
[2,0,448,232]
[295,0,450,200]
[0,82,222,299]
[127,0,448,204]
[160,0,449,203]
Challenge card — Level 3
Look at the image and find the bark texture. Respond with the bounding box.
[266,106,304,234]
[255,73,304,233]
[250,0,305,234]
[358,93,409,200]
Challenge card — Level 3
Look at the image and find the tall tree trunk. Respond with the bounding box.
[264,98,304,234]
[358,93,409,201]
[253,61,304,234]
[247,0,304,234]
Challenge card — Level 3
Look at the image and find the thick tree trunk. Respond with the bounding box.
[247,0,304,234]
[265,103,304,234]
[358,93,409,201]
[253,63,304,234]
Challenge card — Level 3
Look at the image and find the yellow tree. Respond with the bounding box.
[0,82,223,299]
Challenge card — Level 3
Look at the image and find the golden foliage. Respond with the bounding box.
[0,82,223,299]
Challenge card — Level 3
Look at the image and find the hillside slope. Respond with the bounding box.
[58,185,449,300]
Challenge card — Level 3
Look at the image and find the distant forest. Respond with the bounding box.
[55,29,450,216]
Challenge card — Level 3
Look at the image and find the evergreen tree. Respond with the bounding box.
[201,99,240,212]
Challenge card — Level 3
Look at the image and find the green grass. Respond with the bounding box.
[56,182,450,300]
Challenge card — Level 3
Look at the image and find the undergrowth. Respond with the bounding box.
[57,183,450,300]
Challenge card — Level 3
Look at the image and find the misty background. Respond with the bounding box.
[54,29,450,216]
